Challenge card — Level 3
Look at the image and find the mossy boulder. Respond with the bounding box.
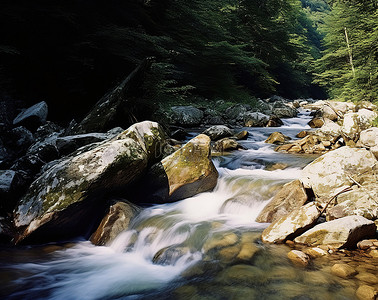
[261,202,319,244]
[14,136,148,243]
[138,134,218,203]
[114,121,168,164]
[256,180,308,223]
[294,215,376,248]
[300,146,377,199]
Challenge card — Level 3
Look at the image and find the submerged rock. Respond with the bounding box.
[139,134,218,203]
[256,180,308,223]
[90,201,141,246]
[294,215,376,248]
[261,202,319,244]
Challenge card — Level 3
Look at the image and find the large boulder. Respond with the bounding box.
[138,134,218,203]
[300,147,377,199]
[272,105,297,118]
[114,121,168,164]
[214,138,244,152]
[13,101,48,130]
[244,112,269,127]
[294,215,376,248]
[261,202,319,243]
[203,125,233,141]
[170,106,204,127]
[341,109,377,142]
[256,180,308,223]
[224,104,251,121]
[90,201,141,246]
[13,122,164,243]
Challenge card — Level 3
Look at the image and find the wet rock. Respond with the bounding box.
[56,133,107,156]
[261,202,319,243]
[265,162,288,171]
[170,106,204,127]
[214,138,244,152]
[265,132,291,145]
[27,134,59,163]
[294,215,376,248]
[244,112,269,127]
[256,180,308,223]
[0,217,14,244]
[287,250,310,267]
[13,101,48,130]
[216,264,266,285]
[202,125,233,141]
[331,263,357,278]
[34,121,63,140]
[357,239,378,250]
[236,232,261,261]
[256,99,273,114]
[266,115,284,127]
[204,109,225,125]
[153,244,190,265]
[90,201,141,246]
[296,131,308,138]
[300,147,377,199]
[304,247,327,258]
[355,272,378,285]
[0,170,17,194]
[14,132,149,243]
[308,117,324,128]
[139,134,218,203]
[203,232,239,253]
[355,285,377,300]
[114,121,168,164]
[234,130,249,140]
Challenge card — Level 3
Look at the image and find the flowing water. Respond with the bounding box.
[0,110,363,299]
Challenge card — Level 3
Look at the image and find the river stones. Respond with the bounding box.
[287,250,310,267]
[244,112,269,127]
[261,202,319,244]
[300,146,377,199]
[214,138,244,152]
[139,134,218,203]
[202,125,233,141]
[90,201,141,246]
[308,117,324,128]
[331,263,357,278]
[265,132,291,145]
[294,215,376,248]
[256,180,308,223]
[356,285,377,300]
[234,130,249,140]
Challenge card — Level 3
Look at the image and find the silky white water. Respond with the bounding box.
[1,109,328,300]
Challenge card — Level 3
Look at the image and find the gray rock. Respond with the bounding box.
[294,215,376,248]
[266,115,284,127]
[244,112,269,127]
[10,126,35,152]
[224,104,251,121]
[170,106,204,126]
[0,170,16,193]
[56,133,109,156]
[203,125,233,141]
[13,101,48,130]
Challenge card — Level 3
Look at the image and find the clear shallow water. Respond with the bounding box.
[0,110,361,299]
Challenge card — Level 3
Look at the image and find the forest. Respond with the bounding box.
[0,0,377,122]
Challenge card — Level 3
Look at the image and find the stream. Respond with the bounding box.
[0,110,362,299]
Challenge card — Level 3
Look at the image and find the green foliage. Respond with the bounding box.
[314,0,378,103]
